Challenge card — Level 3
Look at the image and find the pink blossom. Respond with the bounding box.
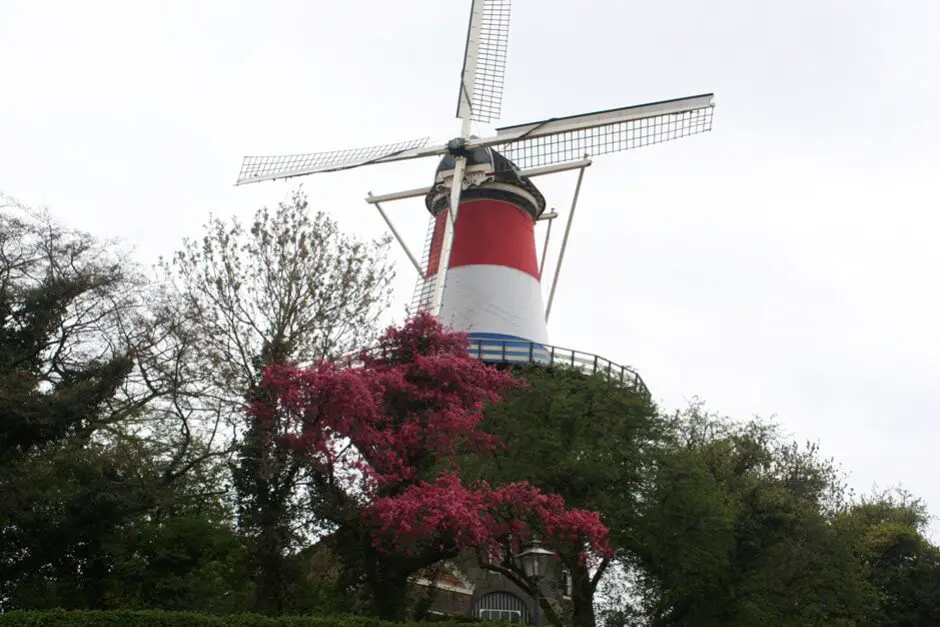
[246,312,611,561]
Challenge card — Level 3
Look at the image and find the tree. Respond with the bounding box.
[628,404,872,626]
[834,490,940,626]
[0,202,135,460]
[464,365,664,627]
[102,513,253,613]
[3,436,248,612]
[0,199,236,609]
[0,201,143,607]
[160,189,394,614]
[254,314,613,620]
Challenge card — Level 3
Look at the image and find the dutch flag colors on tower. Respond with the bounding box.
[423,150,548,346]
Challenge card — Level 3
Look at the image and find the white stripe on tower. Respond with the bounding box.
[427,194,549,344]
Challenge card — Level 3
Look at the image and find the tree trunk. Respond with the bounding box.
[363,555,411,621]
[570,564,597,627]
[252,507,288,615]
[233,394,297,615]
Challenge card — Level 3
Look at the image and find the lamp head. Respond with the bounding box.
[518,539,555,579]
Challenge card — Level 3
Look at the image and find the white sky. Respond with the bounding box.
[2,0,939,535]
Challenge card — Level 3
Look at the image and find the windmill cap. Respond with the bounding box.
[425,146,546,218]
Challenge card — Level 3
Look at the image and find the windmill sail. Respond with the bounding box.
[236,137,446,185]
[493,93,715,168]
[410,215,440,314]
[456,0,511,124]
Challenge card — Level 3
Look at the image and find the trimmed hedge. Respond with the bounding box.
[0,611,498,627]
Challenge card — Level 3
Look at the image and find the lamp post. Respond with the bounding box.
[518,539,555,627]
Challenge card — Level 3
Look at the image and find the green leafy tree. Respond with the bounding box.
[465,365,663,627]
[102,513,253,613]
[834,490,940,626]
[0,198,252,611]
[629,404,872,626]
[4,436,246,612]
[0,203,134,460]
[0,201,143,607]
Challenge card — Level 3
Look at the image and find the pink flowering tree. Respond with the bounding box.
[250,313,611,619]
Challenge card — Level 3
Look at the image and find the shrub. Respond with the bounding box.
[0,611,499,627]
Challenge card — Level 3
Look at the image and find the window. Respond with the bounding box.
[479,609,522,623]
[473,591,529,623]
[561,570,573,599]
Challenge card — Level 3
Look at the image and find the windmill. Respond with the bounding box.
[236,0,714,356]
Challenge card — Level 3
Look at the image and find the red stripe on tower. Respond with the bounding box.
[425,212,447,279]
[447,199,539,278]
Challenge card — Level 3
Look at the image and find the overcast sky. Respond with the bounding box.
[2,0,939,534]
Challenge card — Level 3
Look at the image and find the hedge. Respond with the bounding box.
[0,611,500,627]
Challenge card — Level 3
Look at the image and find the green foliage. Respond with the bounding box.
[0,207,135,460]
[468,365,664,627]
[0,610,499,627]
[474,365,662,543]
[0,207,151,609]
[834,491,940,626]
[2,436,249,612]
[3,440,152,609]
[0,202,262,614]
[101,515,253,613]
[629,404,874,626]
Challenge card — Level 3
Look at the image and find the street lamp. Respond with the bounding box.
[518,539,555,627]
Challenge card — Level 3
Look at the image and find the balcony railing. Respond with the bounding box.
[332,330,650,399]
[339,338,648,398]
[466,337,649,397]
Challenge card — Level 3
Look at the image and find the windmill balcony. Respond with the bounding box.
[339,337,649,398]
[467,336,649,397]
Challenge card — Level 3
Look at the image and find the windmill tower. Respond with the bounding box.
[236,0,714,371]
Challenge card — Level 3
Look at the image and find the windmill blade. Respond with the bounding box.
[408,158,469,316]
[236,137,448,185]
[456,0,511,125]
[490,93,715,169]
[429,157,468,315]
[410,215,440,314]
